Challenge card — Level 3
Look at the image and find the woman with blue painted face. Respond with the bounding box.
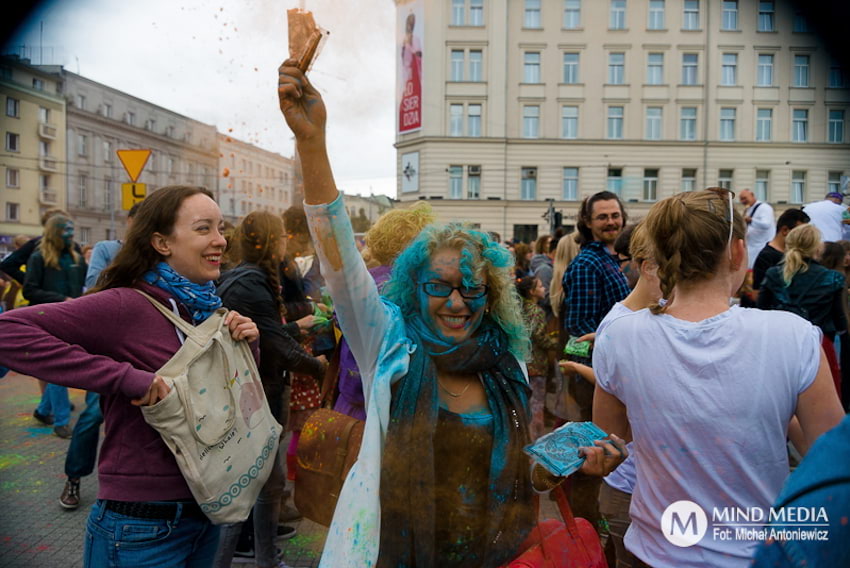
[277,61,626,568]
[24,214,87,439]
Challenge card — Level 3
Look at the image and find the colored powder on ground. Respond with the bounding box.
[0,454,26,470]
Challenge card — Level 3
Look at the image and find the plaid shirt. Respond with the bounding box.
[562,240,630,337]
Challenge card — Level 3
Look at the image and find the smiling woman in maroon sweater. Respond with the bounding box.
[0,185,259,567]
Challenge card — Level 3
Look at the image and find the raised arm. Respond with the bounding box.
[277,60,336,206]
[278,60,391,392]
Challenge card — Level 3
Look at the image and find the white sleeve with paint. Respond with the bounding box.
[305,193,390,403]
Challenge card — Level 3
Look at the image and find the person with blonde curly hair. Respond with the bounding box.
[278,61,626,567]
[594,189,844,567]
[333,201,435,420]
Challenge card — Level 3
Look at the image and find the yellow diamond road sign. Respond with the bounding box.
[122,183,147,210]
[116,149,152,183]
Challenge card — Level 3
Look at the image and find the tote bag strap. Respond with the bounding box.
[135,289,238,445]
[134,289,224,344]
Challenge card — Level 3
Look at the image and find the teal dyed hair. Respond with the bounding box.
[382,223,530,359]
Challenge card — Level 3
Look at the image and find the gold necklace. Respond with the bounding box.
[437,378,471,398]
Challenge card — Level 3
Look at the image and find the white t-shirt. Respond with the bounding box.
[594,306,821,567]
[745,201,775,269]
[803,200,846,243]
[595,302,638,494]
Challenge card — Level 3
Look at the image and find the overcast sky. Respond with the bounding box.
[3,0,399,198]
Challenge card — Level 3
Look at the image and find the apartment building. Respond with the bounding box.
[217,133,296,225]
[339,192,396,232]
[0,55,66,255]
[41,69,220,244]
[394,0,850,241]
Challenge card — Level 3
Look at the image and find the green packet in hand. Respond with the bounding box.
[563,336,591,358]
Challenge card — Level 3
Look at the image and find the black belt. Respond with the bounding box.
[104,500,205,521]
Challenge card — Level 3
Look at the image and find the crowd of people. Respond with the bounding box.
[0,59,847,568]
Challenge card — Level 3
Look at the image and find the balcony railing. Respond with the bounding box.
[38,155,58,172]
[38,122,57,140]
[39,189,58,206]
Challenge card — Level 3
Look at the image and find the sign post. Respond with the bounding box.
[116,149,152,210]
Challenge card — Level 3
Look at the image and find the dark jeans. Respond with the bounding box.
[36,383,71,427]
[599,482,635,568]
[66,391,103,479]
[213,444,286,568]
[566,368,601,530]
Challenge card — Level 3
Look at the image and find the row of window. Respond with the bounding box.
[5,166,284,212]
[72,92,189,140]
[504,50,848,89]
[5,97,289,183]
[225,155,291,184]
[452,0,806,35]
[6,98,56,123]
[443,165,844,204]
[445,104,847,143]
[4,168,54,193]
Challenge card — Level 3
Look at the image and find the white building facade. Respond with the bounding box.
[395,0,850,241]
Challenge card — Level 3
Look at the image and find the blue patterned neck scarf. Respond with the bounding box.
[377,314,534,568]
[142,261,222,324]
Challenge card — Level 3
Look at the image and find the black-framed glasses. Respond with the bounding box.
[421,281,489,299]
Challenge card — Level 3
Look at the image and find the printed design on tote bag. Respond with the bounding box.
[201,433,277,515]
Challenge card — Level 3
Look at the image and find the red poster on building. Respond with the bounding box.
[397,0,423,134]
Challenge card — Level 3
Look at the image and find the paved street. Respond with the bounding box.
[0,371,562,567]
[0,372,325,567]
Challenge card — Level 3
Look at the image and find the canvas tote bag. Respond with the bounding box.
[136,290,282,524]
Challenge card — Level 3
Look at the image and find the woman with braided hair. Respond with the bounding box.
[593,188,844,567]
[214,211,326,568]
[277,60,627,567]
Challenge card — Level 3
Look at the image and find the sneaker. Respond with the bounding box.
[232,546,284,564]
[231,547,255,563]
[279,504,302,523]
[277,525,297,540]
[33,410,54,425]
[59,478,80,509]
[54,425,72,439]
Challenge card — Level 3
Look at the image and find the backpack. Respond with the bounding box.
[772,275,820,320]
[135,290,282,524]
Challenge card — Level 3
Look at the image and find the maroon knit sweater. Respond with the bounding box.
[0,282,257,502]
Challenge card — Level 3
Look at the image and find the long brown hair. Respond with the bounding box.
[91,185,215,292]
[39,215,80,269]
[644,188,746,313]
[233,211,285,316]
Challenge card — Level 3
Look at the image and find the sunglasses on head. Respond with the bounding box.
[705,187,736,257]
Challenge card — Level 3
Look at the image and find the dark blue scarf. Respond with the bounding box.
[142,261,222,324]
[377,315,534,568]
